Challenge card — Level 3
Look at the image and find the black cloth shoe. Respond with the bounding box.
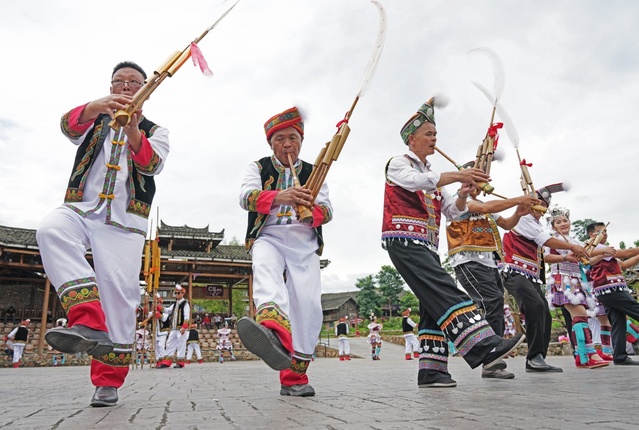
[483,358,507,371]
[237,317,291,371]
[614,357,639,365]
[90,386,118,407]
[174,363,184,368]
[280,384,315,397]
[45,324,113,356]
[482,368,515,379]
[544,363,564,372]
[482,334,525,369]
[418,370,457,388]
[525,353,564,372]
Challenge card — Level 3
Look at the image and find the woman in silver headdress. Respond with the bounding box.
[544,206,611,368]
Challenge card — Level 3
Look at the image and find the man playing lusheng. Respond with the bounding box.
[37,61,170,407]
[238,107,333,397]
[586,222,639,365]
[447,191,539,378]
[501,185,587,373]
[383,98,524,388]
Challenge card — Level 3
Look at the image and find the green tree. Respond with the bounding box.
[399,291,419,311]
[620,241,627,250]
[572,218,596,242]
[355,275,380,317]
[634,240,639,248]
[376,265,405,316]
[442,253,455,279]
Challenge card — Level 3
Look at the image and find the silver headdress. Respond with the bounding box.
[546,204,570,227]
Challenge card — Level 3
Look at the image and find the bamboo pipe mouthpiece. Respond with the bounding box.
[286,153,314,224]
[114,110,131,126]
[477,182,495,195]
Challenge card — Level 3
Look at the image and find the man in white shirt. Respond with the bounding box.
[37,61,170,407]
[383,98,524,388]
[237,107,333,397]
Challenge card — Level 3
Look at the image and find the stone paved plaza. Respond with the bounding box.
[1,338,638,429]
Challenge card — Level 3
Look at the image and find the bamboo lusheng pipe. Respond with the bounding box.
[108,1,240,130]
[584,222,610,256]
[433,147,503,198]
[474,101,501,172]
[554,229,590,265]
[287,153,314,224]
[511,148,548,214]
[304,97,358,201]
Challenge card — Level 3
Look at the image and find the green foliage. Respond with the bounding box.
[442,253,455,279]
[399,291,419,310]
[572,218,597,242]
[620,241,627,250]
[355,275,381,317]
[375,265,405,316]
[192,289,247,317]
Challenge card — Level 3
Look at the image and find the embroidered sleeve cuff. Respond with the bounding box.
[131,134,153,163]
[311,204,332,228]
[132,135,162,174]
[256,190,278,214]
[61,103,95,139]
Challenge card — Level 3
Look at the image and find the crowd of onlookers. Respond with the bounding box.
[194,312,238,330]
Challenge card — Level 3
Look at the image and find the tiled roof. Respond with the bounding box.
[0,225,38,249]
[0,224,329,266]
[0,224,248,262]
[159,221,224,240]
[321,291,358,311]
[163,245,251,262]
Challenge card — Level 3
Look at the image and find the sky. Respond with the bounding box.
[1,0,639,294]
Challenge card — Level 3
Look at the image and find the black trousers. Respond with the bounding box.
[503,272,551,360]
[597,290,639,363]
[387,241,500,369]
[455,262,505,337]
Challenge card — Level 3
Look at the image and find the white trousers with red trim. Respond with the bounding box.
[165,330,188,360]
[251,225,323,356]
[36,206,144,385]
[12,343,25,363]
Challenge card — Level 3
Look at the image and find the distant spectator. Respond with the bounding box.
[194,313,202,329]
[8,319,30,368]
[203,314,212,330]
[230,313,238,329]
[214,314,222,329]
[186,324,203,364]
[3,305,16,324]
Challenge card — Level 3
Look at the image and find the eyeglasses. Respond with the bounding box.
[111,79,144,89]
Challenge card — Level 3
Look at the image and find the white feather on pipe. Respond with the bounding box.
[294,104,310,123]
[432,92,450,108]
[586,297,596,310]
[469,47,505,104]
[471,81,496,108]
[495,102,520,149]
[204,0,241,33]
[587,309,597,318]
[472,81,520,149]
[491,151,504,162]
[356,0,387,98]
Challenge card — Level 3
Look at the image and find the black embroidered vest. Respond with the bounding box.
[64,114,159,219]
[244,156,324,254]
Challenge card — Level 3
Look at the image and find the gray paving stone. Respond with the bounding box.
[1,338,638,429]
